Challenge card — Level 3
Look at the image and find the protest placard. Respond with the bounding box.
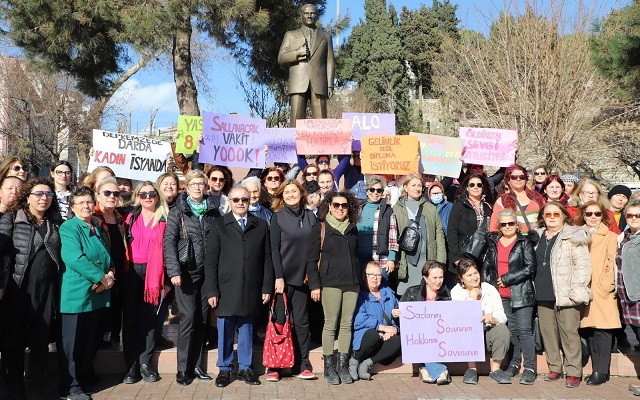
[175,115,202,154]
[343,113,395,151]
[410,133,465,178]
[199,112,267,168]
[399,301,485,363]
[265,128,297,163]
[459,127,517,168]
[295,119,352,155]
[360,135,419,175]
[88,129,171,181]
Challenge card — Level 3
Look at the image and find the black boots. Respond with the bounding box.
[337,353,354,384]
[323,354,340,385]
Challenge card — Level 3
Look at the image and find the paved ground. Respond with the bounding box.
[12,373,636,400]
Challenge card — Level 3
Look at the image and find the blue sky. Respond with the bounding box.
[106,0,628,134]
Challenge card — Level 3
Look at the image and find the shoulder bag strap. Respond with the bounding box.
[514,197,533,233]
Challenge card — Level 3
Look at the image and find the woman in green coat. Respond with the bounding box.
[58,186,114,400]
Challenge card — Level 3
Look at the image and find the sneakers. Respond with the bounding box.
[520,369,537,385]
[462,368,478,384]
[67,390,91,400]
[266,371,280,382]
[297,369,316,380]
[489,369,512,384]
[505,364,520,378]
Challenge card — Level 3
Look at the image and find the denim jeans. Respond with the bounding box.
[502,299,536,371]
[423,362,447,379]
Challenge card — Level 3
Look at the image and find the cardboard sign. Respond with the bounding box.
[343,113,395,151]
[265,128,297,164]
[295,119,352,155]
[399,301,485,363]
[360,135,419,175]
[411,133,465,178]
[459,127,517,168]
[199,112,267,168]
[175,115,202,154]
[88,129,171,181]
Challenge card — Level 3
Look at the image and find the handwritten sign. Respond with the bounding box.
[343,113,395,151]
[175,115,202,154]
[411,133,465,178]
[199,112,267,168]
[399,301,485,363]
[265,128,297,163]
[361,135,419,175]
[295,119,352,155]
[88,129,171,181]
[459,127,517,168]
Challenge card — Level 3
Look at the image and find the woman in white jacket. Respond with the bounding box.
[452,259,511,385]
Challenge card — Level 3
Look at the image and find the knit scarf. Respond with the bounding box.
[187,196,208,221]
[325,212,349,234]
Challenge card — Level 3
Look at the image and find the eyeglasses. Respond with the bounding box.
[468,182,483,188]
[332,202,349,209]
[584,211,602,217]
[534,172,547,176]
[74,200,95,206]
[231,197,249,204]
[510,175,526,181]
[101,190,121,198]
[266,176,281,182]
[188,182,206,188]
[366,273,382,279]
[30,190,54,198]
[499,221,517,227]
[209,177,226,183]
[544,212,561,218]
[12,165,26,172]
[581,191,598,196]
[305,171,318,176]
[317,160,330,165]
[138,191,158,199]
[368,188,384,194]
[626,213,640,220]
[55,170,72,176]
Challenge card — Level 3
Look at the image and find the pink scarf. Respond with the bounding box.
[144,221,166,305]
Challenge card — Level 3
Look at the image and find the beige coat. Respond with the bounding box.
[581,224,621,329]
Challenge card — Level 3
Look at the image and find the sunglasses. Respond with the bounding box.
[332,202,349,209]
[317,160,330,165]
[626,213,640,220]
[544,211,561,219]
[499,221,517,227]
[138,191,158,199]
[101,190,121,198]
[12,165,27,172]
[584,211,602,217]
[510,175,526,181]
[231,197,249,204]
[209,176,226,183]
[468,182,483,188]
[55,170,72,176]
[368,188,384,194]
[305,171,318,176]
[534,172,547,176]
[30,190,54,198]
[266,176,281,182]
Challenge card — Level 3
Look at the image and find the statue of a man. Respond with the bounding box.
[278,4,335,127]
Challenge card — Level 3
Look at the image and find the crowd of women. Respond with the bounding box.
[1,153,640,399]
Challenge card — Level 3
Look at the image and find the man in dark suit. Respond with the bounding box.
[204,186,273,387]
[278,3,335,127]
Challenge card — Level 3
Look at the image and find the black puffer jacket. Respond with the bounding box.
[0,210,62,288]
[163,193,221,278]
[400,278,451,302]
[306,221,360,290]
[482,232,536,308]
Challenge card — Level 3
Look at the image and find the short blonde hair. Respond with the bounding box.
[184,169,208,187]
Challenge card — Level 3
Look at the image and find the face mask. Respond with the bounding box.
[430,193,444,204]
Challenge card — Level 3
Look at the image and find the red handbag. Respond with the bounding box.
[263,292,295,369]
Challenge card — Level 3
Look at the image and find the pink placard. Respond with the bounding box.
[399,300,485,363]
[459,127,517,168]
[295,119,352,155]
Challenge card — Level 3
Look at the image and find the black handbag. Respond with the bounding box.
[533,314,544,354]
[177,215,194,266]
[399,203,424,252]
[462,217,488,260]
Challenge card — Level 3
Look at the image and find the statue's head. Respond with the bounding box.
[300,4,318,28]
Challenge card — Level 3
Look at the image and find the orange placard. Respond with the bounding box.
[295,119,352,155]
[361,135,419,175]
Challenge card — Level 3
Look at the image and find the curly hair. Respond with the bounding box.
[317,191,361,224]
[8,178,62,225]
[206,166,233,195]
[537,200,574,228]
[575,201,612,228]
[271,179,308,212]
[458,173,494,204]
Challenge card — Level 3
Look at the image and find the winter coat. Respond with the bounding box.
[451,282,508,324]
[203,212,274,317]
[352,286,399,351]
[270,206,317,286]
[482,232,536,308]
[305,221,360,290]
[393,197,446,279]
[447,195,492,271]
[249,203,273,226]
[535,224,592,307]
[620,231,640,302]
[163,193,221,278]
[400,278,451,302]
[581,224,621,329]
